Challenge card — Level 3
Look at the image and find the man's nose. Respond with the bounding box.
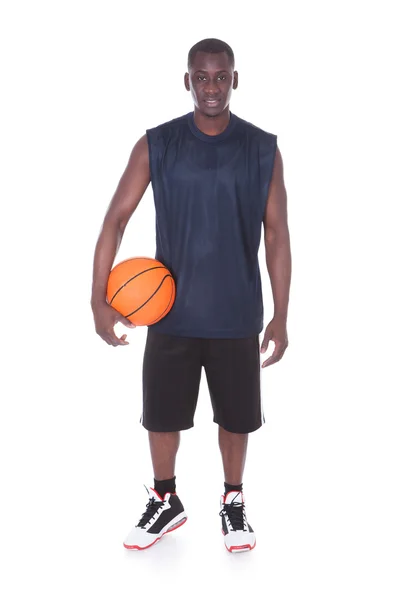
[204,80,220,95]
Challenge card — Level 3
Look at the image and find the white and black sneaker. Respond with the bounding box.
[220,490,256,553]
[123,486,187,550]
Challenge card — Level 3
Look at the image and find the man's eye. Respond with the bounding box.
[196,75,226,81]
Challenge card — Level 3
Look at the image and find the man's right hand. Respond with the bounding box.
[91,301,136,347]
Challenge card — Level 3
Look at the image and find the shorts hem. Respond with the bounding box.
[213,419,264,434]
[141,421,194,432]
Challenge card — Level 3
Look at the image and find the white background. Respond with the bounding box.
[1,0,399,598]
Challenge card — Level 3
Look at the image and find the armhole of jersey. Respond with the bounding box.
[145,129,154,184]
[262,134,278,219]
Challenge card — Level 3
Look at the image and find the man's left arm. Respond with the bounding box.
[260,145,292,368]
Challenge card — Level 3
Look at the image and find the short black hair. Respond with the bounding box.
[187,38,235,70]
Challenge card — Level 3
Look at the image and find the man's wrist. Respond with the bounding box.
[273,311,288,322]
[91,293,107,308]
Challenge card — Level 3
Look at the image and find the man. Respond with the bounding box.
[91,38,291,553]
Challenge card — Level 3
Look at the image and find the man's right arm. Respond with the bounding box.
[91,134,150,346]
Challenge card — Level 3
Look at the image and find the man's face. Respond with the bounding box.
[185,51,238,116]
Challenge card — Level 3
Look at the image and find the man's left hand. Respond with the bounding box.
[260,317,289,368]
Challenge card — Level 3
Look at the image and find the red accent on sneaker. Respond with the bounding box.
[227,540,257,553]
[151,489,177,501]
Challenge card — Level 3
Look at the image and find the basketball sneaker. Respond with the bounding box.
[219,490,256,553]
[123,486,187,550]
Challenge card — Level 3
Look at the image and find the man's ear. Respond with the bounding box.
[184,72,190,91]
[233,71,239,90]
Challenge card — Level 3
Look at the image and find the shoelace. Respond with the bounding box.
[137,498,164,528]
[219,500,247,531]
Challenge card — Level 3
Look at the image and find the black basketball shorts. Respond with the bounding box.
[140,328,265,434]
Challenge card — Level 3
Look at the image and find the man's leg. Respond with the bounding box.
[149,431,180,496]
[123,331,201,550]
[149,431,180,486]
[149,431,180,480]
[142,330,202,493]
[218,426,248,486]
[204,336,261,552]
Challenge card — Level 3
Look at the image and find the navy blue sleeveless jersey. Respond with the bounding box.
[145,111,277,339]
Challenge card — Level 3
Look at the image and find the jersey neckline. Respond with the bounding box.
[187,110,237,143]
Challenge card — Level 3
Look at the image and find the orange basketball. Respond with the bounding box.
[106,257,176,326]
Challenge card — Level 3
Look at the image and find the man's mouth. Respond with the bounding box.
[204,98,221,106]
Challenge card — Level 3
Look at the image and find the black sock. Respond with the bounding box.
[224,481,243,495]
[154,476,176,498]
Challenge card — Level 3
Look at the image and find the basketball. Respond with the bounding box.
[106,257,176,326]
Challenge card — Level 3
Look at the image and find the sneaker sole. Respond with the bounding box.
[123,514,187,551]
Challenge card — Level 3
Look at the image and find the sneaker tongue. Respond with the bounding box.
[148,487,164,502]
[224,490,243,504]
